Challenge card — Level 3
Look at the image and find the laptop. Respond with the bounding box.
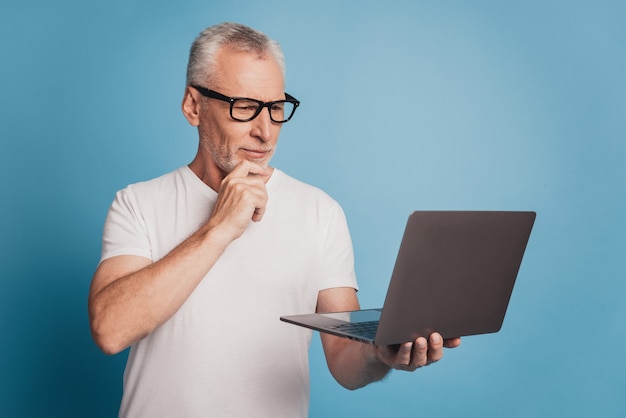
[280,210,536,346]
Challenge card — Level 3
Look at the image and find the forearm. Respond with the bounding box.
[322,335,391,390]
[89,224,229,354]
[317,290,459,390]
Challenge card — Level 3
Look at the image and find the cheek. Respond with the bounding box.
[201,125,254,159]
[268,125,283,144]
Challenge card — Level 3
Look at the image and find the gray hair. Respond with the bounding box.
[186,22,286,87]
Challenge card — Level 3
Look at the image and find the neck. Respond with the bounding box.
[187,154,223,192]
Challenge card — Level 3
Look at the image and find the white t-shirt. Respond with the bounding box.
[100,166,358,418]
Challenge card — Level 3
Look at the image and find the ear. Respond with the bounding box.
[181,86,201,126]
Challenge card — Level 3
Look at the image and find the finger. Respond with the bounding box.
[236,163,269,222]
[217,176,266,211]
[412,337,429,367]
[251,198,267,222]
[444,337,462,348]
[396,342,413,366]
[428,333,444,363]
[234,182,266,223]
[220,162,269,223]
[230,160,269,179]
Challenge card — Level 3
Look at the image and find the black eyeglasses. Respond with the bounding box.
[191,85,300,123]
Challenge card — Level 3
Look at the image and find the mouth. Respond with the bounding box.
[241,148,271,160]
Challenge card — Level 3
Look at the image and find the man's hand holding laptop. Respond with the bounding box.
[374,333,462,371]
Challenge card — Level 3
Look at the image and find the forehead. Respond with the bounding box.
[212,47,285,98]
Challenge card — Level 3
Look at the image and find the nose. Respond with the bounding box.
[250,106,276,142]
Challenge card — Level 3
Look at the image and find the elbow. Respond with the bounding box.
[327,361,373,391]
[88,305,131,355]
[92,333,127,356]
[90,318,128,355]
[332,368,379,391]
[325,339,388,391]
[338,379,367,391]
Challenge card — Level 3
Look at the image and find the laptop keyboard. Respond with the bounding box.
[330,321,379,339]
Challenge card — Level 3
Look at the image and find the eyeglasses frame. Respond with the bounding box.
[191,85,300,123]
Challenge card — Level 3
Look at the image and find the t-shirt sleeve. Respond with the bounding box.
[317,200,359,292]
[100,186,152,263]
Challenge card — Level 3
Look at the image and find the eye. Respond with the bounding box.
[233,100,259,112]
[270,102,285,112]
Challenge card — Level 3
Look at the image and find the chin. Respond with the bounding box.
[246,156,272,167]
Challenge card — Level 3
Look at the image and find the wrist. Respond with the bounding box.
[197,221,235,254]
[368,344,391,372]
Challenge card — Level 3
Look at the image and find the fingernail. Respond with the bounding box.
[431,334,441,344]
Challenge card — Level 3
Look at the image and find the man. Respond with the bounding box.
[89,22,460,417]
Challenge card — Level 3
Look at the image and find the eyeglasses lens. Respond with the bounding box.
[231,99,295,123]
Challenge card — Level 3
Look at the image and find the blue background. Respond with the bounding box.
[1,1,624,417]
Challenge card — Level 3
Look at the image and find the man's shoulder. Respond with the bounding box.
[121,166,189,193]
[113,166,198,206]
